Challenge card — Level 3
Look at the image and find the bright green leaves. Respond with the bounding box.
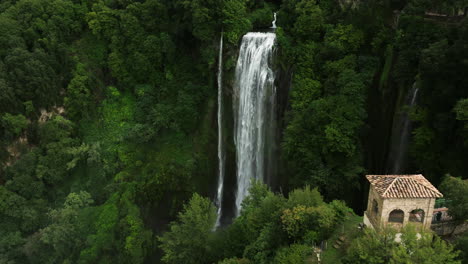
[290,77,321,111]
[36,116,80,186]
[222,0,252,45]
[38,192,94,262]
[159,183,352,264]
[180,0,219,42]
[158,193,217,264]
[280,0,368,200]
[79,188,151,264]
[65,63,92,121]
[273,244,312,264]
[343,226,461,264]
[281,196,337,242]
[87,3,118,40]
[79,199,119,263]
[440,175,468,222]
[324,24,363,55]
[123,209,152,263]
[287,186,324,208]
[0,186,43,233]
[1,113,28,139]
[293,0,324,40]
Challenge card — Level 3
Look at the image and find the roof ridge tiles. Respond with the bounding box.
[365,174,443,198]
[382,177,398,197]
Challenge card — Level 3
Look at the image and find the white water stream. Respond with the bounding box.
[233,32,276,216]
[215,33,224,229]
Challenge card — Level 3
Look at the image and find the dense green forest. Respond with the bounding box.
[0,0,467,263]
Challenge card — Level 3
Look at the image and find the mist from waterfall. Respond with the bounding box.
[233,32,276,216]
[215,33,224,229]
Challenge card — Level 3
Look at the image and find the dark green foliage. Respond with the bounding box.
[343,226,461,264]
[160,182,352,264]
[1,0,467,263]
[158,193,217,264]
[455,232,468,264]
[440,175,468,222]
[407,18,468,182]
[64,63,92,120]
[1,113,28,139]
[280,0,369,202]
[222,0,252,44]
[273,244,312,264]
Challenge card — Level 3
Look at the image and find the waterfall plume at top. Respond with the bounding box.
[215,33,224,229]
[271,12,277,29]
[387,83,419,174]
[233,32,277,216]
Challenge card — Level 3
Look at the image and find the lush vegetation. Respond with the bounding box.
[0,0,467,263]
[343,226,460,264]
[160,182,352,264]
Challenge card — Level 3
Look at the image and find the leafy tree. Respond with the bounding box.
[209,183,349,263]
[455,98,468,133]
[324,24,364,57]
[222,0,252,44]
[0,186,42,233]
[273,244,312,264]
[440,175,468,222]
[455,232,468,264]
[293,0,324,40]
[343,226,460,264]
[4,48,60,108]
[281,204,337,242]
[4,150,44,200]
[119,187,152,263]
[36,116,79,187]
[158,193,217,264]
[1,113,28,139]
[218,258,250,264]
[0,231,24,263]
[64,63,92,121]
[33,192,94,263]
[286,186,324,208]
[79,196,119,263]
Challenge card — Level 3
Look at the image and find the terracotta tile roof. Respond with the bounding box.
[366,174,443,198]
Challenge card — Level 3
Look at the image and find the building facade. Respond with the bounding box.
[363,174,443,230]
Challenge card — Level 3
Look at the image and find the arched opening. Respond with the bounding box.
[372,200,379,214]
[409,209,425,223]
[388,209,404,223]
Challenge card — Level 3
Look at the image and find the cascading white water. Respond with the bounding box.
[387,83,419,174]
[214,33,224,229]
[271,12,277,29]
[233,32,276,216]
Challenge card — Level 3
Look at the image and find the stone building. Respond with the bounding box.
[363,174,443,230]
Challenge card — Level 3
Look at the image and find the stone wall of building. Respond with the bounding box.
[364,186,436,230]
[381,197,435,229]
[365,186,385,229]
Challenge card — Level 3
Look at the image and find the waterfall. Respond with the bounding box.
[271,12,277,29]
[215,33,224,229]
[387,83,419,174]
[233,32,276,216]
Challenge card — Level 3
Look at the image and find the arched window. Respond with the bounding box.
[372,200,379,214]
[388,209,404,223]
[409,209,425,222]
